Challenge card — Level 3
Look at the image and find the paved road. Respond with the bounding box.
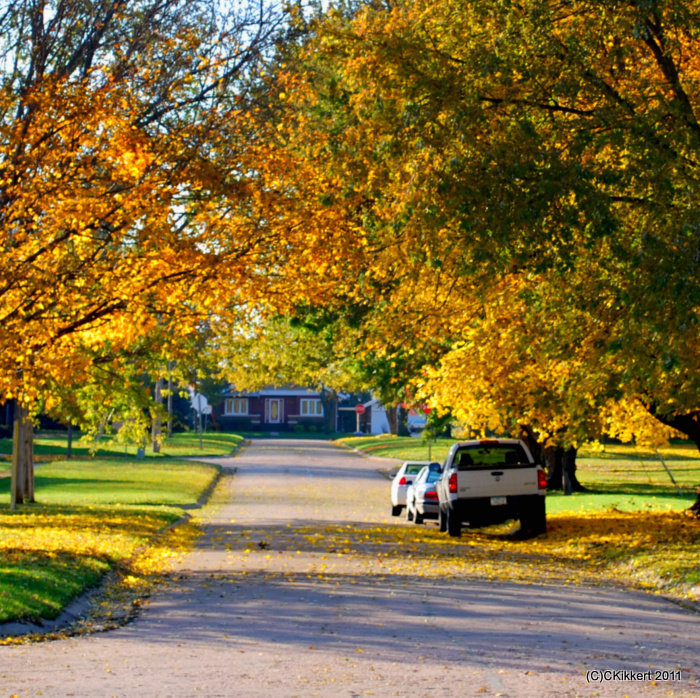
[1,440,698,697]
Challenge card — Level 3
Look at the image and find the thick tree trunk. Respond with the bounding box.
[518,425,584,494]
[544,446,585,494]
[385,405,410,436]
[397,406,409,436]
[320,389,337,434]
[520,425,542,464]
[386,405,398,435]
[11,404,35,509]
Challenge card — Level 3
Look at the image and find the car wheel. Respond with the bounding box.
[438,506,447,532]
[391,504,402,517]
[406,504,414,522]
[520,497,546,536]
[414,509,424,525]
[446,506,461,537]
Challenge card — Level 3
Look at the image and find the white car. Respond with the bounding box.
[406,463,442,524]
[391,461,432,516]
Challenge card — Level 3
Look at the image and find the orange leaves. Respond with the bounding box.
[0,5,302,414]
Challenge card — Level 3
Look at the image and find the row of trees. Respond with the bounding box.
[0,0,358,504]
[215,0,700,491]
[5,0,700,501]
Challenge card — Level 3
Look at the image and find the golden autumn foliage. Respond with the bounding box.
[0,1,379,505]
[0,0,367,409]
[268,0,700,452]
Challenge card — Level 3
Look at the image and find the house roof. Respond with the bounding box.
[223,386,323,398]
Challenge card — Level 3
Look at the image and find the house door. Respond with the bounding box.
[267,398,283,424]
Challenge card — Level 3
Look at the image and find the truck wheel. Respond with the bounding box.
[391,504,402,517]
[447,507,461,537]
[406,504,414,522]
[521,497,546,536]
[438,506,447,532]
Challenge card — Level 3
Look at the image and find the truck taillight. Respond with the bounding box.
[537,469,547,490]
[448,473,458,493]
[398,476,407,486]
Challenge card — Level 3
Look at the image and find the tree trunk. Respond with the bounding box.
[397,405,410,436]
[320,388,337,434]
[687,487,700,518]
[386,405,398,435]
[167,361,173,438]
[517,425,584,494]
[545,446,585,494]
[11,404,35,509]
[152,377,163,453]
[67,422,73,459]
[520,425,543,464]
[561,447,576,495]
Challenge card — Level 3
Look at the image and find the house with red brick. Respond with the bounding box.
[214,386,397,434]
[215,387,330,433]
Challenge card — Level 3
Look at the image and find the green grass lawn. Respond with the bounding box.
[337,434,459,462]
[547,442,700,513]
[338,435,700,513]
[0,457,219,627]
[0,431,244,466]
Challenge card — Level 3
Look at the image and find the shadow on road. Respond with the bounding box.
[144,569,699,676]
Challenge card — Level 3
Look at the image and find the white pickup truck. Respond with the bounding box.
[435,439,546,537]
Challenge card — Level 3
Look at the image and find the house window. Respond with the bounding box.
[300,398,323,416]
[224,398,248,416]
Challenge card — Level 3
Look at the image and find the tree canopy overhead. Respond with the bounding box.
[0,0,290,405]
[6,0,700,495]
[263,0,700,452]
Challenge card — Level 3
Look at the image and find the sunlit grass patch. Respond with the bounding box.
[0,505,180,624]
[0,458,219,627]
[577,441,700,494]
[157,432,244,457]
[545,491,695,514]
[24,459,218,506]
[337,434,458,462]
[0,431,244,462]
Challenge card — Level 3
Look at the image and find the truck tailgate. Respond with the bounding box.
[457,466,539,498]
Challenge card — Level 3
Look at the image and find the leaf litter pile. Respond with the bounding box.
[202,476,700,608]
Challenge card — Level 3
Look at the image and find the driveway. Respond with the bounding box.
[0,439,698,697]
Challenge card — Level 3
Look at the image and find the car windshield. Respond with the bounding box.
[455,444,530,469]
[404,464,425,474]
[426,470,441,483]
